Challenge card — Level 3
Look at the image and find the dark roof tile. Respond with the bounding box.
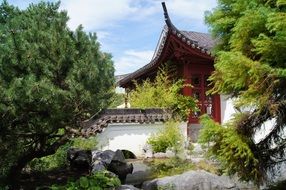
[180,31,215,51]
[82,108,171,136]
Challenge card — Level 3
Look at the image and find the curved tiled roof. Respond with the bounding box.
[180,31,215,51]
[82,108,172,136]
[115,73,130,83]
[118,2,215,87]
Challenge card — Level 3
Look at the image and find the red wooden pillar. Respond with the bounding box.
[182,62,221,137]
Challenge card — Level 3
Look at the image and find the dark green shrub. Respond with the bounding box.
[28,142,71,172]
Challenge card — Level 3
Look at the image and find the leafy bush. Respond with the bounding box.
[50,170,121,190]
[109,93,125,108]
[198,114,260,183]
[147,121,183,153]
[129,67,197,121]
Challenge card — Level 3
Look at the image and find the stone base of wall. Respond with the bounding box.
[187,124,201,142]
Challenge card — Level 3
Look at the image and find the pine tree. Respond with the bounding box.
[199,0,286,184]
[0,1,115,184]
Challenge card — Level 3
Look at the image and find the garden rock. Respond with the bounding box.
[91,149,133,183]
[116,185,140,190]
[67,148,91,171]
[92,149,115,165]
[165,150,175,158]
[125,160,152,187]
[192,143,204,155]
[92,160,106,171]
[153,152,167,158]
[113,149,127,163]
[143,144,153,158]
[142,170,250,190]
[108,161,133,183]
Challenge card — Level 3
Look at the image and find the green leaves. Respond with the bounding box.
[205,0,286,184]
[277,0,286,7]
[198,115,261,183]
[230,7,269,55]
[211,51,274,108]
[0,1,115,182]
[129,67,197,121]
[147,120,183,153]
[50,171,121,190]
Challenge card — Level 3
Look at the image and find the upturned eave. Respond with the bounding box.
[118,2,215,88]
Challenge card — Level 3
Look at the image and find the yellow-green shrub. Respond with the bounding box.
[148,121,183,153]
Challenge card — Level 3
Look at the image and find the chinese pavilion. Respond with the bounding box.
[118,2,222,139]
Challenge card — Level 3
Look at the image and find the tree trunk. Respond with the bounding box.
[6,152,38,188]
[5,136,69,188]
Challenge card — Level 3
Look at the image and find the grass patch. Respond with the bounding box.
[144,157,220,179]
[144,157,195,178]
[194,160,219,174]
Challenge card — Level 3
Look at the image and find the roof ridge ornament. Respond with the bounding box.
[161,2,173,28]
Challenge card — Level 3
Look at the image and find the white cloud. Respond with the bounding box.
[115,50,154,75]
[166,0,217,19]
[96,31,110,41]
[59,0,217,32]
[61,0,137,30]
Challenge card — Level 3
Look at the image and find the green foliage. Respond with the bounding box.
[204,0,286,184]
[27,137,97,172]
[198,115,260,183]
[146,157,194,178]
[209,51,274,107]
[109,93,125,108]
[0,1,115,183]
[71,137,97,150]
[28,142,71,172]
[195,160,219,175]
[129,67,197,121]
[147,121,183,153]
[50,170,121,190]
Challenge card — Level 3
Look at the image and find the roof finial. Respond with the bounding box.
[161,2,173,27]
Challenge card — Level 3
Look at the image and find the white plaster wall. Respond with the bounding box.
[219,95,276,141]
[96,122,188,158]
[220,95,236,123]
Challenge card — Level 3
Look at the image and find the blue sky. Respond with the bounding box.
[7,0,217,75]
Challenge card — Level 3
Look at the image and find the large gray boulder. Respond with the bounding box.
[113,149,127,163]
[125,160,151,187]
[142,170,253,190]
[67,148,91,171]
[91,149,133,183]
[92,149,115,165]
[108,160,133,184]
